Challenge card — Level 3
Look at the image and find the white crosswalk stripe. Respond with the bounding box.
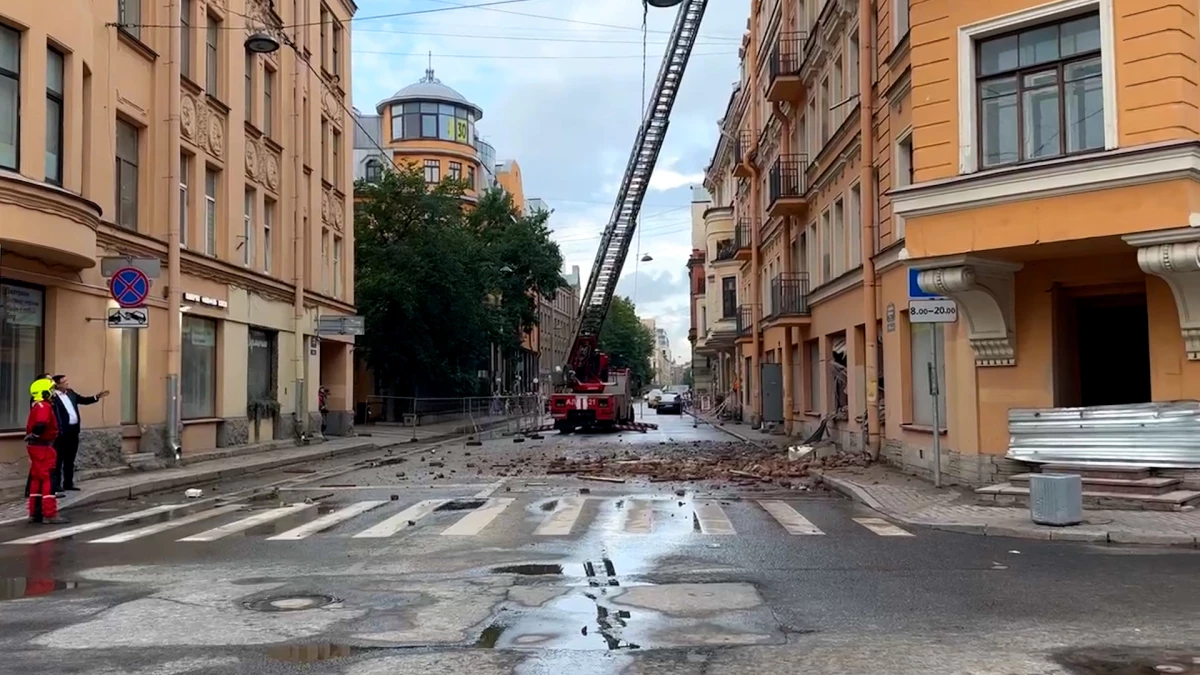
[352,499,447,539]
[535,497,587,536]
[5,504,188,545]
[852,517,913,537]
[694,500,736,535]
[623,499,655,534]
[178,503,314,542]
[268,501,389,541]
[758,500,825,535]
[90,504,246,544]
[440,498,514,536]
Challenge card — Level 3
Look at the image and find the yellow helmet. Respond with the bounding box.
[29,378,54,402]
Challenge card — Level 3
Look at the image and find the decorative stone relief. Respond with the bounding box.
[322,90,342,129]
[245,137,260,180]
[207,108,225,158]
[332,194,343,231]
[321,190,330,223]
[264,149,280,191]
[1126,229,1200,360]
[915,257,1023,367]
[181,94,198,140]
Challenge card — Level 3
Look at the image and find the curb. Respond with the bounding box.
[815,473,1200,548]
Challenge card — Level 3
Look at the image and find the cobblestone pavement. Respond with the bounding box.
[819,464,1200,546]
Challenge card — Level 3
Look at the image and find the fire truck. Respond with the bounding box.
[549,0,709,434]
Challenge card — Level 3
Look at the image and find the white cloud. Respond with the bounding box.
[349,0,747,351]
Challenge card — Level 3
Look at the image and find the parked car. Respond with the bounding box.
[656,392,682,415]
[645,389,664,408]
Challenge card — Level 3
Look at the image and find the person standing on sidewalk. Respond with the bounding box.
[318,386,330,434]
[25,378,66,525]
[49,374,108,493]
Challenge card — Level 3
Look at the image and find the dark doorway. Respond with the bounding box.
[1056,289,1151,408]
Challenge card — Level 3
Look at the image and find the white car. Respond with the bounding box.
[645,389,664,408]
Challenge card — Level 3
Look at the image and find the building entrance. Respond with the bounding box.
[1054,287,1151,408]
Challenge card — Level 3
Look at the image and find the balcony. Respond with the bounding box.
[734,218,755,262]
[0,173,101,270]
[767,154,809,219]
[765,272,812,324]
[767,32,806,102]
[732,130,755,178]
[736,305,756,340]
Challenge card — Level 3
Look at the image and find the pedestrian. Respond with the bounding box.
[318,386,330,434]
[24,373,53,500]
[25,377,67,525]
[49,374,108,493]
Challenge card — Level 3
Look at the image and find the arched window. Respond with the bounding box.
[365,158,383,182]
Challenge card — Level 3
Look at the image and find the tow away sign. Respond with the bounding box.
[108,307,149,329]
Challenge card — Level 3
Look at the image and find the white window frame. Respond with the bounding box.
[333,235,342,298]
[956,0,1117,174]
[263,198,273,272]
[204,168,217,256]
[243,188,255,266]
[893,0,910,43]
[893,127,913,240]
[179,154,189,248]
[832,196,845,277]
[848,181,862,269]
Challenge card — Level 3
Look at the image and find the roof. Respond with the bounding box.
[376,68,483,120]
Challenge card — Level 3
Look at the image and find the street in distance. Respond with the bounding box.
[907,298,958,323]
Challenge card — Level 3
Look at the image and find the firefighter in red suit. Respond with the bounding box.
[26,378,67,525]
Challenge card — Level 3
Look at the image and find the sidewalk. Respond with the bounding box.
[817,464,1200,546]
[0,413,504,526]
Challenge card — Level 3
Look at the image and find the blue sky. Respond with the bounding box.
[349,0,749,360]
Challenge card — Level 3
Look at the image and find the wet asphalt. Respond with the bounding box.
[1,407,1199,674]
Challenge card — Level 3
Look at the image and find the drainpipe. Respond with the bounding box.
[859,0,881,459]
[748,13,763,427]
[774,100,793,435]
[292,36,308,441]
[165,0,183,460]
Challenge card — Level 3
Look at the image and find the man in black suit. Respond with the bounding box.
[49,374,108,493]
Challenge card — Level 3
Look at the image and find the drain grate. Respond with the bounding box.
[243,593,340,612]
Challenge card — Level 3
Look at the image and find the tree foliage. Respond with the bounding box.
[597,296,655,392]
[354,164,566,396]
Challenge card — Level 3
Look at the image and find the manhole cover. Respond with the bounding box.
[243,594,340,612]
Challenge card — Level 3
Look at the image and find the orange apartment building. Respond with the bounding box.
[0,0,358,480]
[706,0,1200,484]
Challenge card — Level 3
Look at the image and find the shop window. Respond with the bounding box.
[0,282,44,430]
[909,322,947,427]
[247,328,276,402]
[181,315,216,418]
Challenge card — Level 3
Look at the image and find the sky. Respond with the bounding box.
[349,0,749,363]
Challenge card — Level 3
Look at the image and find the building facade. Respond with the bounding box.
[687,187,716,403]
[0,0,358,478]
[537,264,581,397]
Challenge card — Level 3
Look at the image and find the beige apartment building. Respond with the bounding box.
[0,0,357,479]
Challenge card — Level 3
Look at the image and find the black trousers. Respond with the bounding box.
[54,429,80,490]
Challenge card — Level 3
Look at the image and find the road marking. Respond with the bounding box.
[441,498,514,536]
[473,480,507,499]
[535,497,586,536]
[4,504,187,545]
[758,500,825,535]
[352,499,448,538]
[694,500,736,535]
[853,517,913,537]
[268,501,389,540]
[178,503,314,542]
[89,504,246,543]
[623,499,654,534]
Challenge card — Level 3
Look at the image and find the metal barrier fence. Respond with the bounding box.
[360,394,549,443]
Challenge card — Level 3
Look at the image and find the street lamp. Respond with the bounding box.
[640,254,653,262]
[245,32,281,54]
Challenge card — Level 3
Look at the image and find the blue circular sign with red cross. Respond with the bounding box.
[109,267,150,308]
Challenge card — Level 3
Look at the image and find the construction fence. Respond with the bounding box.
[359,394,550,442]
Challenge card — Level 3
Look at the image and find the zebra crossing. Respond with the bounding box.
[1,494,916,546]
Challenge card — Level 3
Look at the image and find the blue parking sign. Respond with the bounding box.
[908,267,943,299]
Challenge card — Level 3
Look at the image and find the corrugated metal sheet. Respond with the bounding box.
[1007,401,1200,468]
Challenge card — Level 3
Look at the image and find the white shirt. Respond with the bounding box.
[56,391,79,425]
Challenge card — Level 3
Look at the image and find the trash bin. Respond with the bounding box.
[1028,473,1083,526]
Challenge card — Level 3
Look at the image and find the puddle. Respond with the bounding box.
[1,578,81,601]
[539,500,559,512]
[266,643,358,663]
[243,593,340,612]
[1054,647,1200,674]
[436,499,486,512]
[476,591,642,651]
[493,564,564,576]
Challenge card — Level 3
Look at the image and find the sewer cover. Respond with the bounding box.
[243,594,340,612]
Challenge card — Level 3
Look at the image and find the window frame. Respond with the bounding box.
[908,321,947,428]
[179,152,190,248]
[333,235,342,298]
[0,24,21,172]
[180,0,192,78]
[244,53,254,123]
[720,277,737,319]
[181,315,217,420]
[118,0,142,39]
[956,0,1116,174]
[45,46,64,185]
[0,280,45,432]
[115,119,140,230]
[204,166,218,256]
[246,327,277,403]
[423,159,439,184]
[364,157,382,182]
[263,197,274,272]
[243,188,255,267]
[331,129,341,187]
[263,66,274,137]
[448,160,462,181]
[205,12,219,96]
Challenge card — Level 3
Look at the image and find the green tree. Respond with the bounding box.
[597,296,655,392]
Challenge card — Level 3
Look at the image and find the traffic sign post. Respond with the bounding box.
[908,297,957,488]
[109,267,151,309]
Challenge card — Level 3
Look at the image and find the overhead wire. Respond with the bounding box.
[352,48,732,60]
[115,0,540,30]
[423,0,742,40]
[631,0,649,309]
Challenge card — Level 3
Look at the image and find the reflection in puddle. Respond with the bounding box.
[0,578,80,601]
[266,643,356,663]
[436,499,486,512]
[476,590,641,651]
[492,564,564,576]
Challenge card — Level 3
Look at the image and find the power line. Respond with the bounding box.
[116,0,540,30]
[353,48,734,60]
[354,27,735,46]
[424,0,742,40]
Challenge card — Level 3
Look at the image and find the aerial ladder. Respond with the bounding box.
[548,0,709,434]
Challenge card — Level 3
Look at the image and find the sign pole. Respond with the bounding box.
[929,329,942,488]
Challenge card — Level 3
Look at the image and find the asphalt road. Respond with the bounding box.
[1,407,1198,674]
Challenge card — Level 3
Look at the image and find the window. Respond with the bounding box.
[115,120,139,230]
[180,0,192,78]
[977,13,1102,168]
[243,188,255,266]
[205,13,219,94]
[320,228,330,292]
[179,153,190,248]
[467,165,476,190]
[46,48,64,185]
[848,33,860,97]
[331,129,341,187]
[848,183,862,268]
[247,328,276,403]
[204,167,218,255]
[820,209,831,282]
[319,118,328,180]
[832,57,844,127]
[720,277,737,318]
[449,161,462,181]
[181,315,217,419]
[806,340,820,412]
[423,159,439,183]
[263,198,274,272]
[0,26,19,171]
[909,322,947,427]
[896,132,914,187]
[895,0,910,41]
[364,158,382,182]
[119,0,141,38]
[333,235,342,298]
[832,198,845,276]
[319,5,329,71]
[0,282,44,431]
[820,77,830,142]
[120,328,138,424]
[332,20,342,77]
[244,54,254,122]
[263,67,274,137]
[806,98,817,158]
